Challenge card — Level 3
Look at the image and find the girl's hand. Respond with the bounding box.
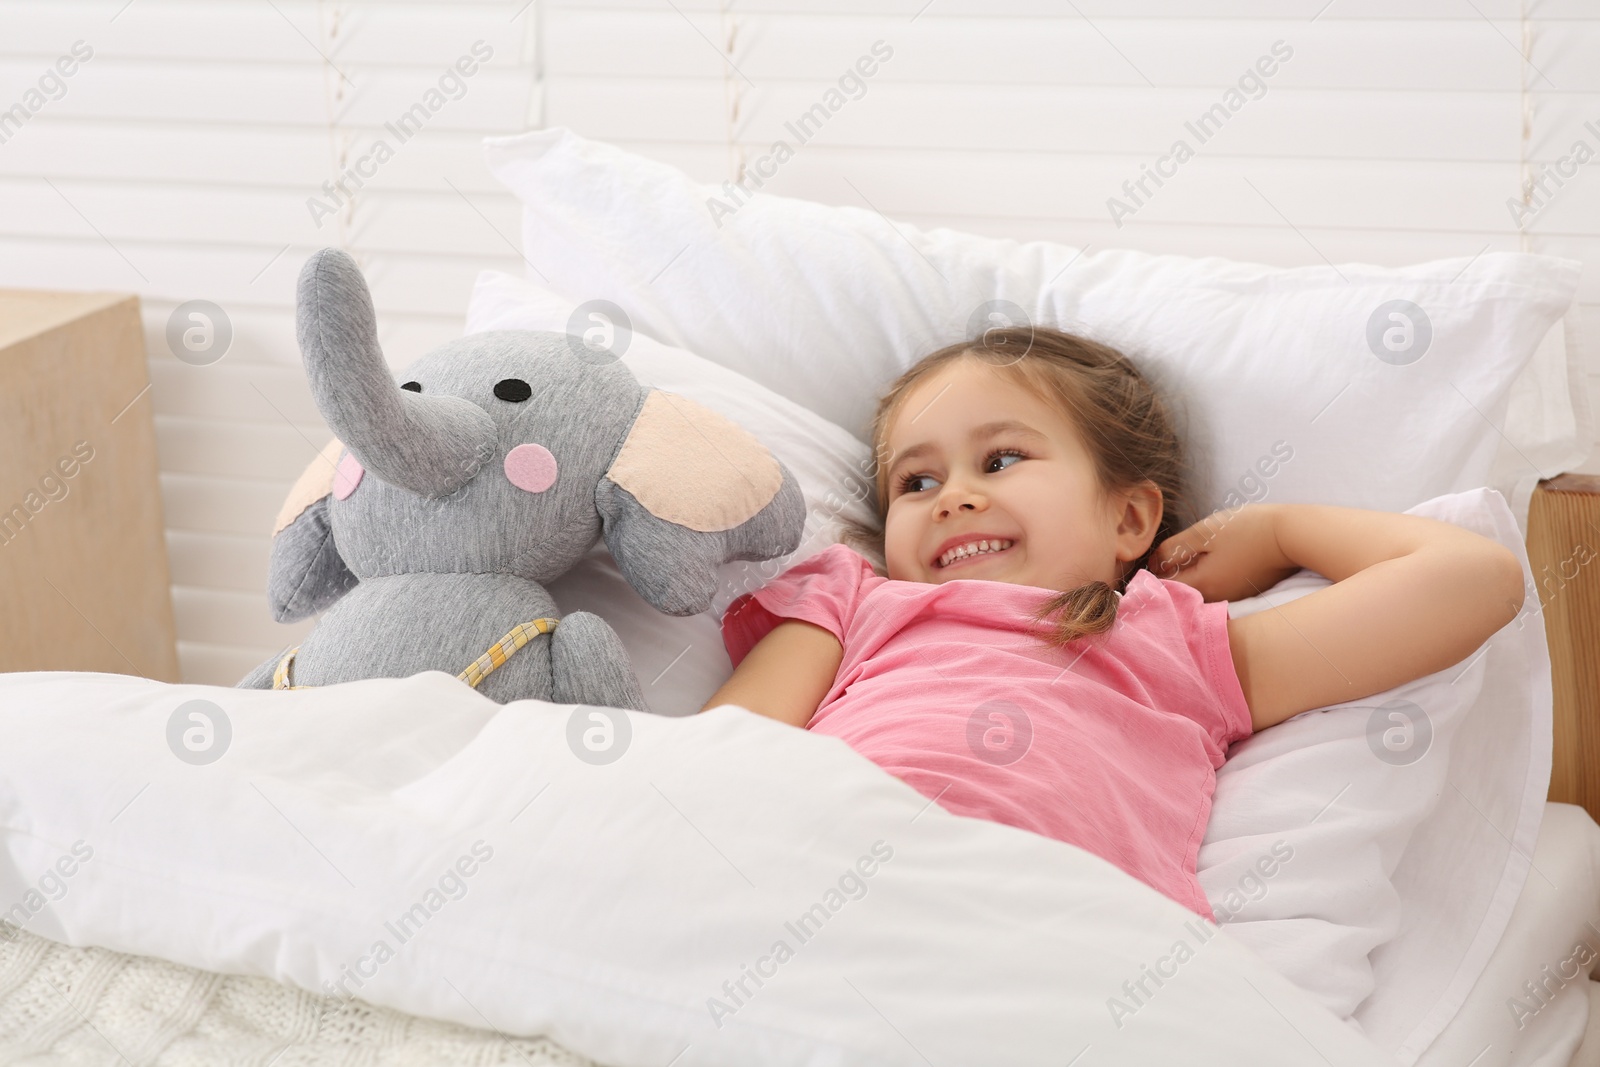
[1148,504,1300,603]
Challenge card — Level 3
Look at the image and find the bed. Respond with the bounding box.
[4,129,1599,1066]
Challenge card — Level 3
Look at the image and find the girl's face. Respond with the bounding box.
[880,356,1162,590]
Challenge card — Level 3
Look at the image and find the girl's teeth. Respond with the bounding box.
[939,539,1013,567]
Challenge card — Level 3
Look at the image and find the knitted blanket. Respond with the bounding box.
[0,929,601,1066]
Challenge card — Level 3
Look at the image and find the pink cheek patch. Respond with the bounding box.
[332,451,364,500]
[504,443,559,493]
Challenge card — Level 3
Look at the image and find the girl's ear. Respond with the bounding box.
[1114,480,1166,564]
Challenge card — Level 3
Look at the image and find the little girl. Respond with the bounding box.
[701,325,1524,920]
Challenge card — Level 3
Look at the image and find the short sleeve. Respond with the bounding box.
[721,543,876,668]
[1198,598,1253,747]
[1121,570,1253,753]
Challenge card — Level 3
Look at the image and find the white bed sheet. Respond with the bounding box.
[1415,802,1600,1067]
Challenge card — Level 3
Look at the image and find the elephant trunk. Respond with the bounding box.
[296,249,494,497]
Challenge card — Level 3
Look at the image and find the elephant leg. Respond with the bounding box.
[237,645,291,689]
[550,611,647,712]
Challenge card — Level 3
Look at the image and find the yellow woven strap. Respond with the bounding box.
[458,618,560,689]
[272,646,305,690]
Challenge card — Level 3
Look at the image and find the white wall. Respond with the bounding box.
[1,0,1594,685]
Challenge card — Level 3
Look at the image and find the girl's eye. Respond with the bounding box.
[893,448,1026,495]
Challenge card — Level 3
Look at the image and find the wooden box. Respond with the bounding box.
[1532,473,1600,825]
[0,289,179,681]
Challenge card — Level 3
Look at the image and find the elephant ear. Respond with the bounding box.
[596,390,805,616]
[267,437,359,623]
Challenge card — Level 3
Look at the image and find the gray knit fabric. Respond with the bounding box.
[266,495,358,622]
[237,248,803,707]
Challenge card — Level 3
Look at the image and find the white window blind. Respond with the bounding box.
[0,0,1591,684]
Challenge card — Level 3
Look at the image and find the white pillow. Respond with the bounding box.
[465,270,1547,1063]
[481,126,1585,531]
[1202,487,1549,1063]
[464,270,880,717]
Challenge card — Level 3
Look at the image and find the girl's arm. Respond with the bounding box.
[698,619,844,728]
[1154,504,1525,733]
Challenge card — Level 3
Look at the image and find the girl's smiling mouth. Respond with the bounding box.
[933,537,1017,570]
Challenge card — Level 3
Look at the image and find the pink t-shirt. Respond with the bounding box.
[721,543,1253,920]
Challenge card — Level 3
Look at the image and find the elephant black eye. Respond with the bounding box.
[400,381,422,392]
[493,378,532,403]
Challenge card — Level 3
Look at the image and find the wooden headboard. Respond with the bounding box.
[1529,474,1600,825]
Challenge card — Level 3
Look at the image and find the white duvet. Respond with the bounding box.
[0,669,1398,1066]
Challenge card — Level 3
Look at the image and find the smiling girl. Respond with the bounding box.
[700,326,1523,919]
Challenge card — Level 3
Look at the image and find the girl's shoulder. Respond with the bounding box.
[832,541,888,578]
[782,542,880,579]
[1106,569,1226,647]
[1121,565,1204,612]
[756,543,884,602]
[1117,567,1252,747]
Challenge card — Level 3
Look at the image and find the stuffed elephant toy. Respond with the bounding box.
[238,248,805,708]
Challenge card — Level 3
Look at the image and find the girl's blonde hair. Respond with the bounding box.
[839,325,1195,650]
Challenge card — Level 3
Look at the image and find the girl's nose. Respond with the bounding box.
[937,480,985,517]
